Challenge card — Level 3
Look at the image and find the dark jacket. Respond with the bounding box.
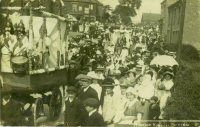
[1,99,24,126]
[85,111,105,126]
[64,98,85,126]
[149,103,160,120]
[77,87,99,126]
[78,87,99,102]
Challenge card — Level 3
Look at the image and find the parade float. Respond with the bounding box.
[0,1,76,125]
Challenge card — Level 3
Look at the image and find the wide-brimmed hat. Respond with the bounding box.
[136,65,143,71]
[66,86,77,93]
[119,83,129,88]
[95,66,104,71]
[87,71,101,80]
[150,96,159,102]
[69,60,77,64]
[109,69,121,76]
[164,71,174,78]
[102,78,115,87]
[126,87,137,95]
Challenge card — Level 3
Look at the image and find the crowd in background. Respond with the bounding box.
[64,22,177,126]
[0,14,178,126]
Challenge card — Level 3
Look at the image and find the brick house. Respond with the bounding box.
[52,0,104,21]
[0,0,104,21]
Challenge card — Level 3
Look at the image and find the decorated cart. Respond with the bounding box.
[0,2,75,125]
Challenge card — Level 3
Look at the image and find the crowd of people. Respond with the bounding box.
[0,14,178,126]
[63,22,177,126]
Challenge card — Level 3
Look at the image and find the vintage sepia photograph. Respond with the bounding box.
[0,0,200,126]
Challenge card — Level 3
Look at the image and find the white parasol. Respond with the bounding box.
[150,55,179,66]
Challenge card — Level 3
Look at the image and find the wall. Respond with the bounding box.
[161,0,179,39]
[182,0,200,51]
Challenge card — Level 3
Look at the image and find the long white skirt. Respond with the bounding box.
[1,54,13,72]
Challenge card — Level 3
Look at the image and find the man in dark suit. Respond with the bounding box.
[84,98,105,126]
[64,86,85,126]
[76,74,99,102]
[75,74,99,125]
[1,93,24,126]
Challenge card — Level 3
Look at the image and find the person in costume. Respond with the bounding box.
[1,21,17,72]
[13,21,30,56]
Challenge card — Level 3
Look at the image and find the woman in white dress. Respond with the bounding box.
[155,71,174,119]
[1,22,17,72]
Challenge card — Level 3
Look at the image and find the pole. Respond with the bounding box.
[177,0,186,63]
[29,1,33,73]
[89,0,91,22]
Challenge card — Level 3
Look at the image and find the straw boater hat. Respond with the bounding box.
[119,83,129,88]
[87,71,101,80]
[75,74,92,81]
[95,66,104,71]
[126,87,137,95]
[109,69,121,76]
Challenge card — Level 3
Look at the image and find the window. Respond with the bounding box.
[85,8,89,14]
[79,6,83,11]
[72,4,77,12]
[90,4,93,10]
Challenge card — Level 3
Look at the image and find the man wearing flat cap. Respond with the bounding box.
[84,98,105,126]
[75,74,99,102]
[75,74,99,125]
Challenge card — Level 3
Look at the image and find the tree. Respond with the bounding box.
[114,0,142,25]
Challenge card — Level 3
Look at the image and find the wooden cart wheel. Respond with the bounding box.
[49,88,62,120]
[33,98,45,126]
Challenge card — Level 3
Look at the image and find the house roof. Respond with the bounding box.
[141,13,161,22]
[63,0,103,5]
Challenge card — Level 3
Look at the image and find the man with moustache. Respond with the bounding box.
[75,74,99,125]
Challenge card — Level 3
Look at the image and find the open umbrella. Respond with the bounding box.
[150,55,179,66]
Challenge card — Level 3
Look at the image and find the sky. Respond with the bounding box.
[99,0,163,23]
